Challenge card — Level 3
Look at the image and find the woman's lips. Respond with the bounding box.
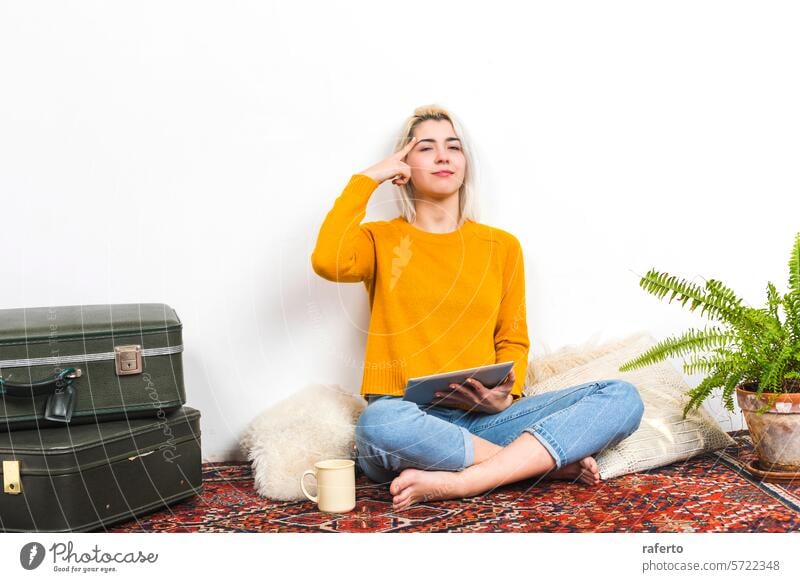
[433,171,453,177]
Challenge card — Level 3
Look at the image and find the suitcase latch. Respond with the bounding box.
[3,460,22,495]
[115,345,143,375]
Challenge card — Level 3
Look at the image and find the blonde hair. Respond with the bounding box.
[392,104,481,226]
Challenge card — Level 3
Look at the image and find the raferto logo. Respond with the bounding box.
[20,542,46,570]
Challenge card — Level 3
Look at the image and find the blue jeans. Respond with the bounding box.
[355,379,645,484]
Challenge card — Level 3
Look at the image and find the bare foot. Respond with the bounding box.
[389,468,461,511]
[542,456,601,486]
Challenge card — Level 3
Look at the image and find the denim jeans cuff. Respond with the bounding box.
[458,425,474,469]
[523,426,566,469]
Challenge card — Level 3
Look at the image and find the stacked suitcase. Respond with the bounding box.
[0,303,201,532]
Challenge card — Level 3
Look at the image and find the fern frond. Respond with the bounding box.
[705,278,747,318]
[682,351,739,375]
[748,306,784,343]
[759,342,796,392]
[763,281,783,325]
[682,354,716,375]
[784,292,800,344]
[720,372,741,413]
[618,326,733,372]
[639,269,741,322]
[683,367,728,417]
[788,231,800,296]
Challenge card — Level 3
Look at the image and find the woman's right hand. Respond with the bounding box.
[358,136,417,186]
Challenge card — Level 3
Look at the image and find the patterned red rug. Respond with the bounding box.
[109,430,800,532]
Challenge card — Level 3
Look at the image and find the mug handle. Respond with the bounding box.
[300,469,318,503]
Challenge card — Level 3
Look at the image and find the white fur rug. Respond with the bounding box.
[239,383,365,501]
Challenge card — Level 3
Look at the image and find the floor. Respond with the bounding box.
[108,430,800,533]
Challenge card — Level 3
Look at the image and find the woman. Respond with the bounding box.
[311,105,644,511]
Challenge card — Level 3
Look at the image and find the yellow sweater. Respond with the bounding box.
[311,174,530,401]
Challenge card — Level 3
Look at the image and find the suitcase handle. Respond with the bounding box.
[0,367,81,397]
[0,368,81,423]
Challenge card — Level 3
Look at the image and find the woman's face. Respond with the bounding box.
[405,119,466,199]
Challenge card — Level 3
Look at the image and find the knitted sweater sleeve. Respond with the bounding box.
[494,235,530,399]
[310,174,380,283]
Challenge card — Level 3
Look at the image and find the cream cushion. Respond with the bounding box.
[523,331,736,479]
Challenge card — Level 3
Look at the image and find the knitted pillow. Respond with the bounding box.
[240,384,365,501]
[523,332,736,479]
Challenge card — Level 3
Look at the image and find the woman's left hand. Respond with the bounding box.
[431,370,516,414]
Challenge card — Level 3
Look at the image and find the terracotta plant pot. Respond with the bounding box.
[736,384,800,472]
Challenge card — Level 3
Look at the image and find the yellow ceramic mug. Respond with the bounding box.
[300,459,356,513]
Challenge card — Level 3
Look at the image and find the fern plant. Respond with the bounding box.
[619,232,800,418]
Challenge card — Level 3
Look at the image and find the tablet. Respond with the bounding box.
[403,361,515,407]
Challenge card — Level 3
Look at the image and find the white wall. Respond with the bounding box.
[1,1,798,460]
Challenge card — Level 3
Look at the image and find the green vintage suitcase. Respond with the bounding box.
[0,406,201,532]
[0,303,185,430]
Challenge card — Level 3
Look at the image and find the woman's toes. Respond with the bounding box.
[389,478,402,496]
[581,468,600,485]
[393,498,411,511]
[393,489,412,506]
[393,491,415,510]
[581,472,597,486]
[580,458,600,479]
[390,470,415,496]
